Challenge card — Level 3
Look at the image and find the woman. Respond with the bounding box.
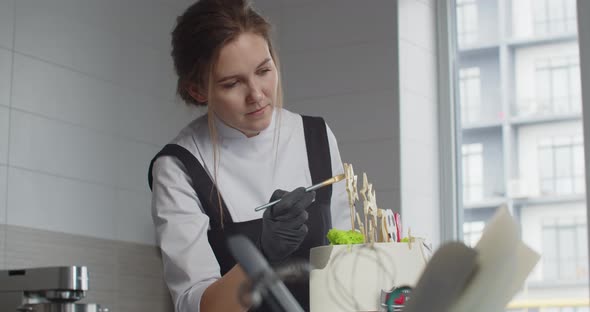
[148,0,350,311]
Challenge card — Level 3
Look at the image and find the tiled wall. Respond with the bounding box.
[0,0,201,244]
[0,0,200,310]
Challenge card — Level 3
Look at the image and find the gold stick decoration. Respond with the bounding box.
[368,219,373,243]
[381,216,389,242]
[344,163,359,231]
[377,209,388,242]
[360,173,369,238]
[356,212,365,242]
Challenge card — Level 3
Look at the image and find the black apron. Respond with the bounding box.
[148,115,333,311]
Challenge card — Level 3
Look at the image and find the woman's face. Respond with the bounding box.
[208,32,278,137]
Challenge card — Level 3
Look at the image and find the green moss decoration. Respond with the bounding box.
[327,229,365,245]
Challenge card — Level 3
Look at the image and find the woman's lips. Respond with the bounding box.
[246,105,268,116]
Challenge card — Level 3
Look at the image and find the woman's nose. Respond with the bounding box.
[247,82,263,104]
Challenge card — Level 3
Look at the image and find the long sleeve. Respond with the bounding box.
[151,155,220,312]
[325,123,352,231]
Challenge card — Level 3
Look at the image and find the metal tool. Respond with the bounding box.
[0,266,108,312]
[254,174,346,212]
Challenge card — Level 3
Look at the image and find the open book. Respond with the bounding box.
[404,206,540,312]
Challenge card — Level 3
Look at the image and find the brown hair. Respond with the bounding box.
[171,0,282,107]
[171,0,283,225]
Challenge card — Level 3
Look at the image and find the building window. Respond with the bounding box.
[448,0,587,309]
[539,135,585,196]
[542,219,588,282]
[463,221,485,247]
[459,67,482,124]
[533,0,577,35]
[535,56,582,116]
[456,0,478,47]
[541,307,590,312]
[462,143,483,203]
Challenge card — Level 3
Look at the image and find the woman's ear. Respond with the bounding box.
[187,83,208,103]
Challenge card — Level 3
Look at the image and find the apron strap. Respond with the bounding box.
[301,115,333,204]
[147,144,232,227]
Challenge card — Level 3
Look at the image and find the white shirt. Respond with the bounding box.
[151,108,350,312]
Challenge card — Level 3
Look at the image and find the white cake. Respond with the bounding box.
[309,240,429,312]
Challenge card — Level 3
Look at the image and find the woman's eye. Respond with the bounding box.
[257,68,271,75]
[222,81,238,89]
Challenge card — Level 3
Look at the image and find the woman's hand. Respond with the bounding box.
[260,187,315,264]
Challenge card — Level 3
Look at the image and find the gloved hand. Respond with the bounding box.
[260,187,315,264]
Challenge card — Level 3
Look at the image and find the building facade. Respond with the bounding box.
[455,0,588,310]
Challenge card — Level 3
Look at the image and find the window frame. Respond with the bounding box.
[533,0,577,36]
[436,1,590,278]
[538,135,585,195]
[462,143,484,202]
[534,56,582,116]
[456,0,479,47]
[437,0,462,242]
[459,67,482,124]
[542,220,588,282]
[577,0,590,287]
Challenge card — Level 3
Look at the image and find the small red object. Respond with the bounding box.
[394,294,405,305]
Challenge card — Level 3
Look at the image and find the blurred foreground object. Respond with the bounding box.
[227,235,304,312]
[405,206,539,312]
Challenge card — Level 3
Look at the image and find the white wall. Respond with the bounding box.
[398,0,440,246]
[0,0,199,245]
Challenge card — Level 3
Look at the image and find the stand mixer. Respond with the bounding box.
[0,266,108,312]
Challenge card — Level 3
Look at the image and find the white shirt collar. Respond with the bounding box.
[213,107,278,140]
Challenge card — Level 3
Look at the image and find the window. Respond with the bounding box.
[542,308,590,312]
[462,143,483,203]
[447,0,588,310]
[538,135,585,195]
[507,308,590,312]
[533,0,577,35]
[535,56,582,115]
[459,67,482,124]
[457,0,478,47]
[463,221,485,247]
[543,219,588,281]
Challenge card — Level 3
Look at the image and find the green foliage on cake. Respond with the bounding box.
[327,229,365,245]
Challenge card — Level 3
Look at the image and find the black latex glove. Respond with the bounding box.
[260,187,315,264]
